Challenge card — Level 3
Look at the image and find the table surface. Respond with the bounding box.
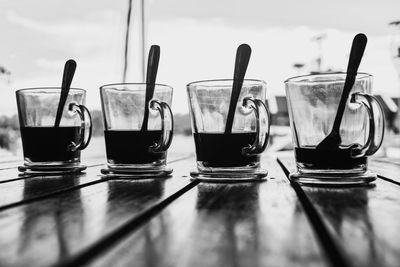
[0,148,399,267]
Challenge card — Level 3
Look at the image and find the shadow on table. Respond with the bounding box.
[303,185,380,266]
[189,183,261,267]
[106,178,169,266]
[106,178,165,221]
[19,175,84,264]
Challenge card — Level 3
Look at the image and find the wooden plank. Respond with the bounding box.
[0,151,191,210]
[0,166,104,210]
[0,163,102,184]
[85,157,329,267]
[0,159,22,171]
[278,155,400,267]
[370,160,400,184]
[0,157,195,267]
[0,156,105,174]
[372,157,400,166]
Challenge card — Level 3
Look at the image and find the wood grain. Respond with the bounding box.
[0,157,193,267]
[278,155,400,267]
[0,153,190,211]
[86,157,328,267]
[0,166,103,210]
[370,160,400,184]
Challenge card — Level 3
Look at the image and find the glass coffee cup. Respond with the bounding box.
[187,79,270,182]
[16,87,92,173]
[285,73,385,185]
[100,83,173,177]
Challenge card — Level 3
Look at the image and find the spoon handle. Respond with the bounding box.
[331,34,367,132]
[347,34,367,75]
[225,44,251,134]
[146,45,160,86]
[54,59,76,127]
[141,45,160,132]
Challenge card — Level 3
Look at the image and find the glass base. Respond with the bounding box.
[18,165,87,176]
[190,168,268,183]
[101,167,173,179]
[289,171,377,186]
[107,160,167,170]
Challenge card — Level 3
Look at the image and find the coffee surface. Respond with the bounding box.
[21,126,81,162]
[105,130,167,164]
[295,145,367,169]
[194,132,259,168]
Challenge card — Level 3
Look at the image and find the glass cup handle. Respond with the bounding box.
[242,97,270,155]
[68,102,93,151]
[149,100,174,153]
[350,93,385,157]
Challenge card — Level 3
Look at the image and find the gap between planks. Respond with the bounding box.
[276,158,351,267]
[53,179,200,267]
[0,155,193,212]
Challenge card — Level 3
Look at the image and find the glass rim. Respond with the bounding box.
[16,87,86,94]
[284,72,372,84]
[99,82,173,91]
[186,78,267,88]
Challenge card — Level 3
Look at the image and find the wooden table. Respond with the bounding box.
[0,149,399,267]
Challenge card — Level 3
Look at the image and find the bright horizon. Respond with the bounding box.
[0,0,399,115]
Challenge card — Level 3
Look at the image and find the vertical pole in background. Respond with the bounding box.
[389,21,400,84]
[141,0,146,82]
[0,66,11,84]
[389,21,400,134]
[123,0,146,83]
[311,33,327,73]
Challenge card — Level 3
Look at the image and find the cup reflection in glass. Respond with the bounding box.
[100,83,173,172]
[186,79,270,181]
[285,73,385,185]
[16,88,92,169]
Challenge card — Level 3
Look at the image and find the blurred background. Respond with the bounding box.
[0,0,399,160]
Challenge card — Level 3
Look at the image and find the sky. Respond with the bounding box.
[0,0,400,115]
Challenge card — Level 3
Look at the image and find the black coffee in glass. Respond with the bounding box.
[100,83,173,173]
[285,73,384,184]
[193,132,259,168]
[104,130,168,166]
[20,126,81,163]
[295,145,367,170]
[186,79,270,181]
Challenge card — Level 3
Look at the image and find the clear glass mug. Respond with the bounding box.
[16,87,92,170]
[100,83,173,175]
[186,79,270,182]
[285,73,385,185]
